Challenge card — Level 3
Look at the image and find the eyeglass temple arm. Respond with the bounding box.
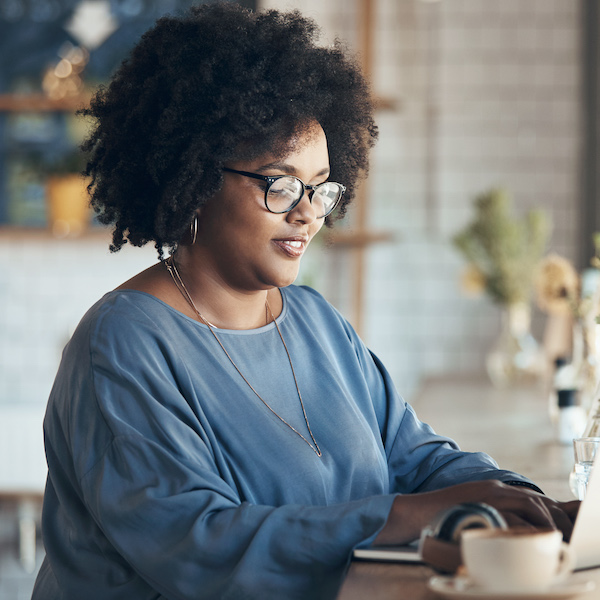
[222,167,271,182]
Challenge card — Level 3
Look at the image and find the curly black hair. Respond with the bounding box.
[80,1,378,257]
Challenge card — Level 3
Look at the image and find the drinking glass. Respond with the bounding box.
[572,437,600,500]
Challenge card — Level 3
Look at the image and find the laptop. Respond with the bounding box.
[569,450,600,570]
[354,452,600,569]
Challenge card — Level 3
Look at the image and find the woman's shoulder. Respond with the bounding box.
[283,284,330,306]
[71,289,182,352]
[283,284,356,336]
[282,284,338,317]
[86,288,174,323]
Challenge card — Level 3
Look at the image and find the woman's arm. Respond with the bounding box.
[77,433,396,600]
[374,479,580,546]
[340,321,579,542]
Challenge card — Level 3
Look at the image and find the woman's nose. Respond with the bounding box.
[287,189,318,224]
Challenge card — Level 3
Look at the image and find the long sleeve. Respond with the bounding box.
[82,325,395,600]
[77,435,394,600]
[347,335,539,494]
[36,290,397,600]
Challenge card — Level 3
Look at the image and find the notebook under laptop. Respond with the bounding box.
[352,540,422,563]
[354,451,600,569]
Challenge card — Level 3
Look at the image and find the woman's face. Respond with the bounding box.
[195,122,329,293]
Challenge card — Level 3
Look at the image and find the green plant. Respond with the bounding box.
[453,188,551,305]
[43,150,87,176]
[23,148,86,178]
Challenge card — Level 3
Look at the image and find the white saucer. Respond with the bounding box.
[427,575,596,600]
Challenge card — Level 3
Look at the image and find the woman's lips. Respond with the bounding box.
[273,238,307,257]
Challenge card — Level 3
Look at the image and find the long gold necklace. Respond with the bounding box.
[164,255,322,458]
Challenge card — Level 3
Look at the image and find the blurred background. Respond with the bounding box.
[0,0,599,597]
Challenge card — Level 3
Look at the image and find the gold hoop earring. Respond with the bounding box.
[190,215,198,245]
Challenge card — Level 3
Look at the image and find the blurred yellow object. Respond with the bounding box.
[535,253,580,316]
[46,174,91,237]
[460,264,486,297]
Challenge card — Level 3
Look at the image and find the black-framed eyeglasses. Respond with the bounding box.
[222,167,345,219]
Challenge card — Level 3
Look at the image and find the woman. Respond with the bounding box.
[33,3,578,599]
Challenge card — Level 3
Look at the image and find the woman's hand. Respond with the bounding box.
[375,480,581,545]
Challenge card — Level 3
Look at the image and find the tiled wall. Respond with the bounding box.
[0,0,583,594]
[263,0,582,399]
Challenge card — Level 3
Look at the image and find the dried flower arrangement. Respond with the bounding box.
[535,234,600,321]
[535,235,600,405]
[535,254,581,316]
[453,188,551,306]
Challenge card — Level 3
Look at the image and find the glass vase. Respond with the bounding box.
[486,302,543,388]
[568,383,600,498]
[575,319,600,412]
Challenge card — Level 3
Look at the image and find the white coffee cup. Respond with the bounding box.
[460,528,574,592]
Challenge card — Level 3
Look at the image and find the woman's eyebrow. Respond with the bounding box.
[256,161,330,178]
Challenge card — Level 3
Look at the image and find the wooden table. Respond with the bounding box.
[338,561,600,600]
[338,375,600,599]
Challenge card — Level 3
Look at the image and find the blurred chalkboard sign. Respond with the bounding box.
[0,0,255,82]
[0,0,255,228]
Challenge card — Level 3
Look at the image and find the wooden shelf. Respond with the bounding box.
[0,225,108,242]
[0,491,44,501]
[374,96,399,111]
[0,92,396,113]
[0,93,91,112]
[324,228,395,248]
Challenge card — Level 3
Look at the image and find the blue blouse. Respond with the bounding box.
[32,285,534,600]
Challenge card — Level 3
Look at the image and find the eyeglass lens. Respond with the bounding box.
[267,176,342,217]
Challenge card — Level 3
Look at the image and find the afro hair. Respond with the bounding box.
[80,1,378,257]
